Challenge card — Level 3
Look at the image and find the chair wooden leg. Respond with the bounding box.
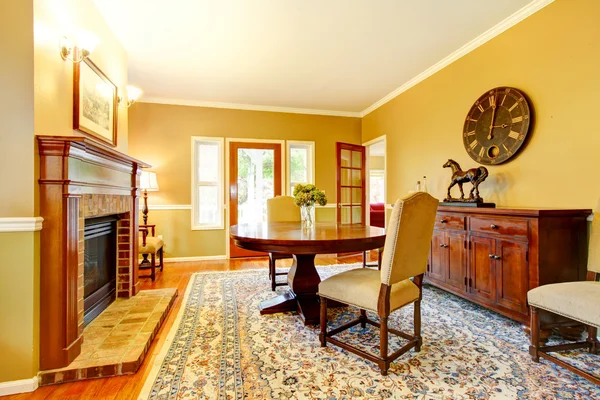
[270,256,276,291]
[380,316,389,375]
[159,247,164,272]
[529,306,540,362]
[414,300,422,352]
[587,325,599,354]
[360,309,367,328]
[150,253,156,281]
[362,251,367,268]
[320,297,327,347]
[377,249,382,270]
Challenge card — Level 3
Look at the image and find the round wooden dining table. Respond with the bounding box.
[230,222,386,325]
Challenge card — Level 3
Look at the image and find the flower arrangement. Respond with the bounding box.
[293,184,327,228]
[293,184,327,207]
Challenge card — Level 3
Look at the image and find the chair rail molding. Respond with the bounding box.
[0,217,43,232]
[0,376,38,396]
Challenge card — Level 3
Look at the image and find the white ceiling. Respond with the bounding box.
[94,0,543,116]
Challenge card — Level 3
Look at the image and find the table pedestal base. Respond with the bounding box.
[258,254,345,325]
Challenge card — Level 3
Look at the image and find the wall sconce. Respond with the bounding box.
[118,85,143,108]
[59,30,99,63]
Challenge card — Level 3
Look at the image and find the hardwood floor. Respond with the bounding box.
[2,255,366,400]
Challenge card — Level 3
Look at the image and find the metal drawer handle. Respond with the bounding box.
[440,219,448,224]
[490,224,499,229]
[440,243,445,247]
[489,254,494,259]
[494,255,501,260]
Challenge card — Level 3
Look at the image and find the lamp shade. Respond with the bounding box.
[140,170,159,191]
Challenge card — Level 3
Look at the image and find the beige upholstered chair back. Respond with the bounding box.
[380,192,439,286]
[587,212,600,274]
[267,196,300,222]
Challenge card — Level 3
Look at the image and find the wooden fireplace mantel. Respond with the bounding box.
[37,135,150,370]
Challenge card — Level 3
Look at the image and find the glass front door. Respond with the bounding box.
[229,142,282,257]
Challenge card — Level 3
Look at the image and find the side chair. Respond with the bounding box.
[139,224,164,281]
[266,196,301,291]
[527,212,600,385]
[319,192,439,375]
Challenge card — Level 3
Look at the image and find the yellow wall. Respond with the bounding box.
[129,103,361,257]
[363,0,600,209]
[0,232,39,382]
[34,0,129,154]
[0,0,39,383]
[0,0,35,217]
[369,156,385,170]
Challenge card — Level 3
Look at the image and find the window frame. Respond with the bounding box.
[286,140,316,195]
[191,136,224,230]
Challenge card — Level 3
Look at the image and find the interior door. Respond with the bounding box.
[336,142,366,225]
[229,142,282,258]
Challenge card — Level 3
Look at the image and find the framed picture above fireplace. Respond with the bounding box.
[73,58,118,147]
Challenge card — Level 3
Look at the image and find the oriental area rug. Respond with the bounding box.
[139,265,600,399]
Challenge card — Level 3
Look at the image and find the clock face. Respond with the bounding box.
[463,87,531,165]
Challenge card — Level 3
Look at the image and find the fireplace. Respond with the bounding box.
[83,216,117,326]
[38,136,150,370]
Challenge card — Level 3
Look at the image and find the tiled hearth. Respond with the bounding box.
[39,288,177,385]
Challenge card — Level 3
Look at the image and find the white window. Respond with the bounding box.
[192,137,224,230]
[286,141,315,195]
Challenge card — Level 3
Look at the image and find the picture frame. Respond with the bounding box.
[73,58,118,147]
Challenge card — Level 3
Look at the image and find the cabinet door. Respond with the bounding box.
[446,232,467,291]
[495,240,529,314]
[469,236,496,302]
[429,231,446,283]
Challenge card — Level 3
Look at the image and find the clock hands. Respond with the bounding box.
[487,94,498,140]
[491,124,509,129]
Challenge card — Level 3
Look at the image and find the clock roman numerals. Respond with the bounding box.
[469,140,478,150]
[512,116,523,123]
[508,130,520,139]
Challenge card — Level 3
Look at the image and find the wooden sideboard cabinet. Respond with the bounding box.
[426,206,591,325]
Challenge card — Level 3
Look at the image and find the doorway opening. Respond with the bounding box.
[364,136,386,229]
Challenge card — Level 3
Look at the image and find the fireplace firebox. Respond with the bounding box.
[83,216,117,326]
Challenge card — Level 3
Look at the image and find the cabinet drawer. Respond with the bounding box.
[435,214,465,230]
[470,216,528,238]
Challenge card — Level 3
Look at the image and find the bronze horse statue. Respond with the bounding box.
[443,159,489,202]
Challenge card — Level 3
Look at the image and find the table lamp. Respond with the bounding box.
[140,170,159,225]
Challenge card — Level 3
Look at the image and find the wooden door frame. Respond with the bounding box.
[363,135,387,227]
[225,138,285,258]
[336,142,366,224]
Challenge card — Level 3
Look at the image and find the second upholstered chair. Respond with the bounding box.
[267,196,301,291]
[319,192,439,375]
[527,211,600,385]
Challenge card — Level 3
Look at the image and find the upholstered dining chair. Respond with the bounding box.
[319,192,439,375]
[528,212,600,385]
[139,224,164,281]
[267,196,301,291]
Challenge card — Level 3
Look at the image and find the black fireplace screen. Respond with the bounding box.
[83,216,117,326]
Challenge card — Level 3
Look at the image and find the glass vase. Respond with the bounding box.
[301,204,315,228]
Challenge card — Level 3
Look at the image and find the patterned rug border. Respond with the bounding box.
[138,269,200,399]
[137,264,360,399]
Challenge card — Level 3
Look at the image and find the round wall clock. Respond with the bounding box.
[462,87,531,165]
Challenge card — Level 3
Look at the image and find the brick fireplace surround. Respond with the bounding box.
[37,136,150,371]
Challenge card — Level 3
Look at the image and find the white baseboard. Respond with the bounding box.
[165,255,227,262]
[0,376,38,396]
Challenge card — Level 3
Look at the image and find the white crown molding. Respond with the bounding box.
[165,255,227,262]
[360,0,555,117]
[140,97,361,118]
[0,376,38,396]
[0,217,44,232]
